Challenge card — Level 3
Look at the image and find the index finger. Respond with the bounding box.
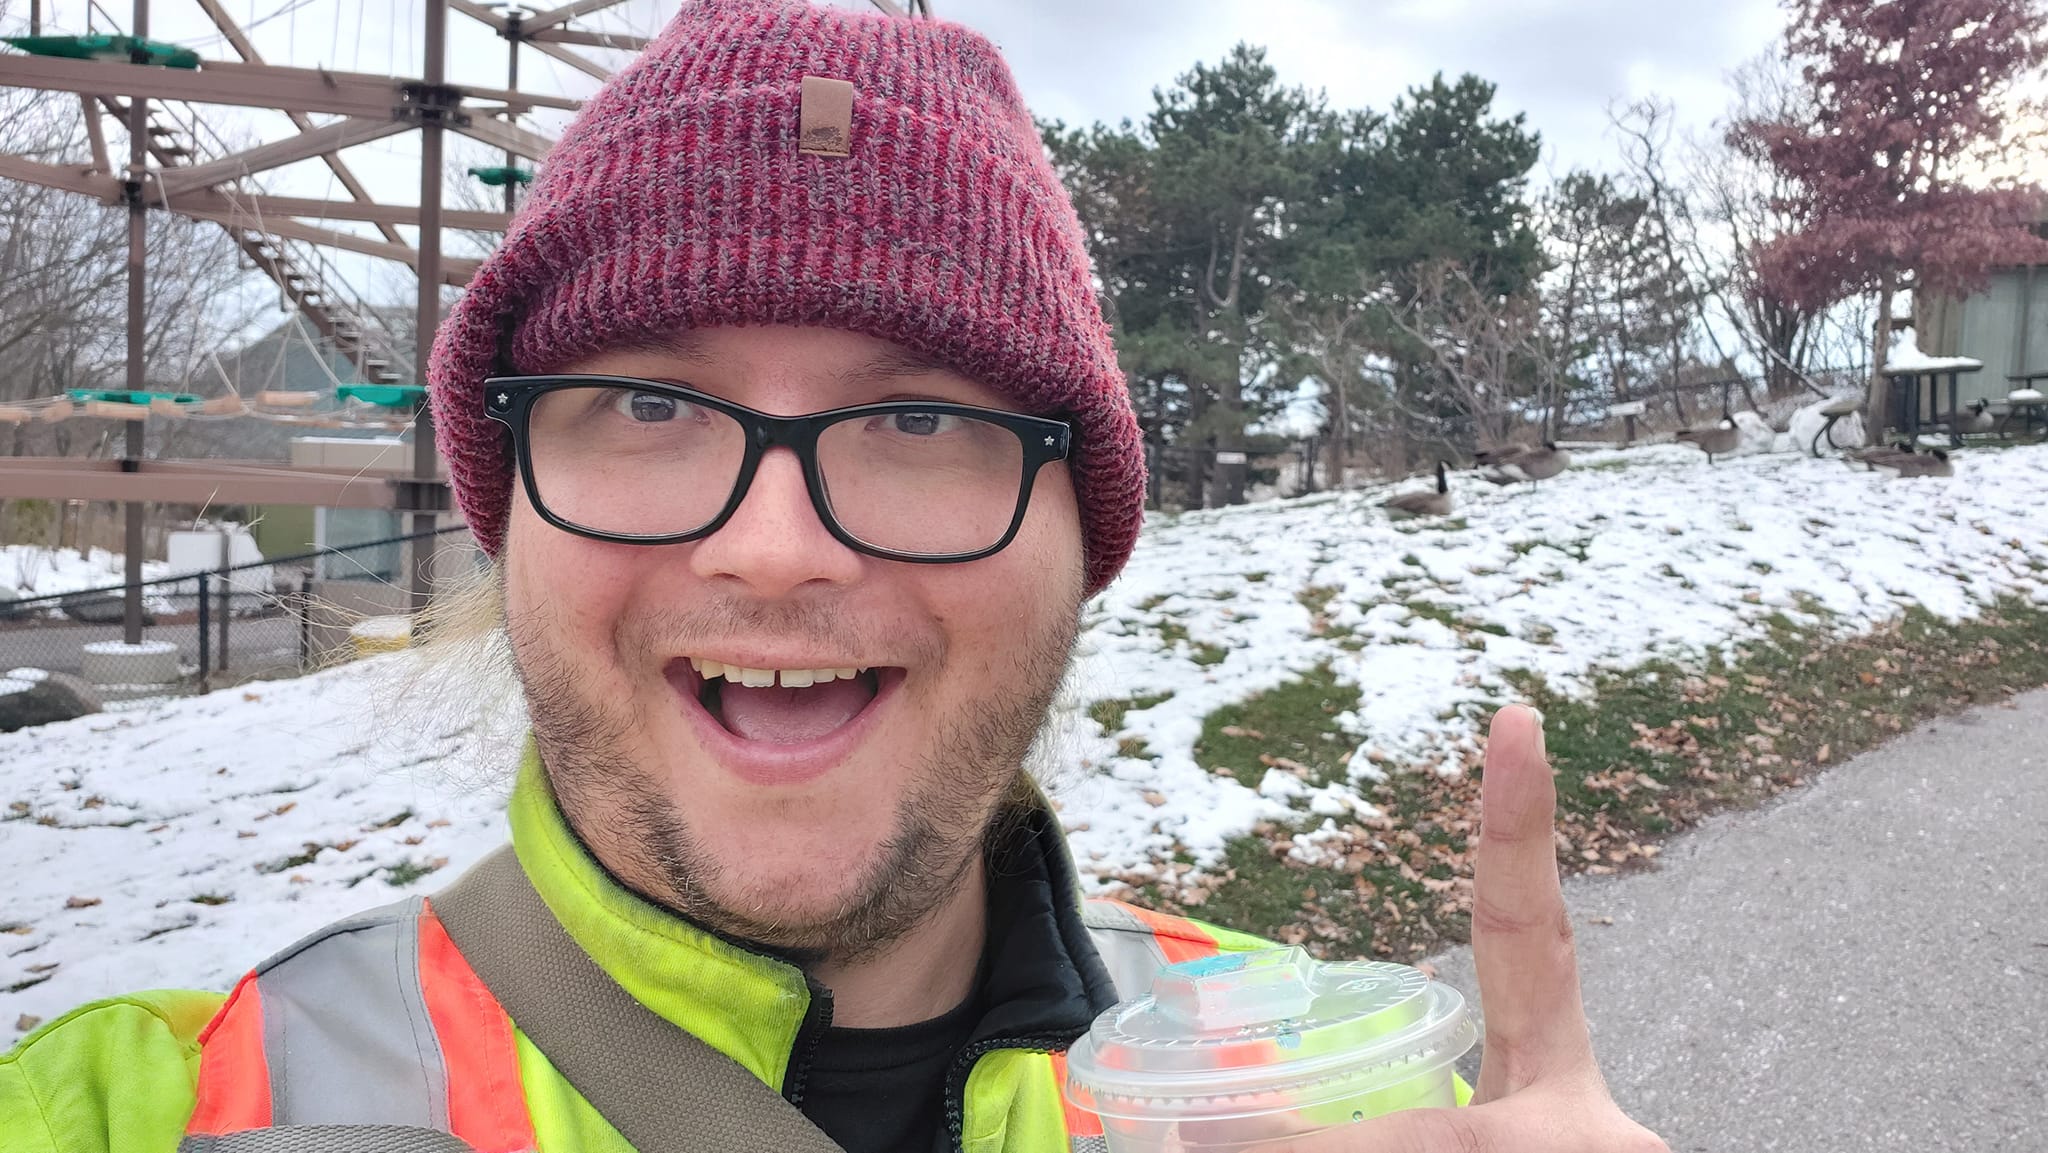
[1469,704,1590,1099]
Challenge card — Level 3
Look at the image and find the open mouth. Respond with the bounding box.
[672,657,900,746]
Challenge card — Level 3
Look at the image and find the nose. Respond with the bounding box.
[688,446,863,596]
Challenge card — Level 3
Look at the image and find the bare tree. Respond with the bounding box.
[1385,260,1544,451]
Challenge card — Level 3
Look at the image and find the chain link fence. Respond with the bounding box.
[0,526,476,701]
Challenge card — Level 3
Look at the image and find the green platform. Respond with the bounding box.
[4,35,202,70]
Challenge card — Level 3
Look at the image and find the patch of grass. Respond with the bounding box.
[1157,619,1190,647]
[1751,561,1776,575]
[1401,553,1424,567]
[1087,691,1175,735]
[1150,595,2048,961]
[1191,641,1230,667]
[382,858,448,887]
[189,894,232,906]
[256,843,331,874]
[1116,737,1155,760]
[1245,572,1269,583]
[1402,601,1507,638]
[1209,589,1239,601]
[1193,665,1360,788]
[1137,593,1172,612]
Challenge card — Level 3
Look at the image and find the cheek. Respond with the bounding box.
[504,490,636,665]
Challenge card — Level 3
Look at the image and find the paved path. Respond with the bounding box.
[1429,687,2048,1152]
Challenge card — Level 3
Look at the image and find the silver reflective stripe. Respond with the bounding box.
[1067,1137,1111,1153]
[1080,900,1175,999]
[253,897,451,1130]
[179,1125,479,1153]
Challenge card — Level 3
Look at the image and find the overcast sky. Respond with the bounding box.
[938,0,1788,177]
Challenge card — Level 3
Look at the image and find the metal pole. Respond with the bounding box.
[121,0,151,646]
[505,11,523,216]
[30,0,40,36]
[197,570,210,694]
[411,0,448,614]
[298,569,313,671]
[216,551,231,674]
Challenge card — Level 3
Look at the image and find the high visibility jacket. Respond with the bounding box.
[1,752,1283,1153]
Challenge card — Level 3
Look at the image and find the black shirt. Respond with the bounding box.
[801,989,983,1153]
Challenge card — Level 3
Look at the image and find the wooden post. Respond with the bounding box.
[121,0,151,646]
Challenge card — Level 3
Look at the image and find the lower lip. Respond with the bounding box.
[669,665,903,787]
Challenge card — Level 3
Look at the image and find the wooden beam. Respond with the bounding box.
[0,459,424,508]
[177,203,480,284]
[449,0,506,30]
[169,188,509,231]
[79,95,110,174]
[0,151,120,200]
[528,28,648,51]
[523,0,632,34]
[450,115,556,163]
[156,118,411,196]
[0,52,407,118]
[528,38,611,82]
[0,52,582,117]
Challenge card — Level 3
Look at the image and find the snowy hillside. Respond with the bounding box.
[5,443,2046,1027]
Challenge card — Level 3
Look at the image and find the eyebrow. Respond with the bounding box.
[832,347,953,391]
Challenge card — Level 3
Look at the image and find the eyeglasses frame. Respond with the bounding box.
[482,374,1076,564]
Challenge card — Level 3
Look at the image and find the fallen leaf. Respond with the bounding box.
[1815,744,1831,764]
[1141,791,1167,807]
[65,896,101,909]
[145,824,169,834]
[1587,915,1615,926]
[242,691,262,702]
[1221,725,1265,740]
[272,802,296,817]
[1416,961,1439,980]
[25,963,58,974]
[15,1015,40,1033]
[427,819,450,829]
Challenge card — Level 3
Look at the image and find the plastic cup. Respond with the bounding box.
[1063,946,1476,1152]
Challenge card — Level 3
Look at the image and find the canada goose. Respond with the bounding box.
[1479,442,1572,485]
[1675,418,1743,463]
[1960,398,1997,435]
[1851,441,1916,469]
[1863,443,1955,478]
[1384,461,1452,520]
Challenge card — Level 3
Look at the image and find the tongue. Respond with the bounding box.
[716,677,874,744]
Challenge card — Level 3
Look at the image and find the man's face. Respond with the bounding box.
[502,326,1086,959]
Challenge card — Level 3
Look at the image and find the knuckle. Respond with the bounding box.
[1409,1108,1493,1153]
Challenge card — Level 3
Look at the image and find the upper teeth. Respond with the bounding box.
[690,658,867,688]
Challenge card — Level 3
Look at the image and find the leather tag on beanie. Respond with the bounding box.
[799,76,855,158]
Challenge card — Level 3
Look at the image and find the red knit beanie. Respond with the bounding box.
[427,0,1143,595]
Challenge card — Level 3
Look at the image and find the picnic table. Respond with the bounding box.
[2005,371,2048,438]
[1886,359,1981,446]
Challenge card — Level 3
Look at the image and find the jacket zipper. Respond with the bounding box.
[943,1030,1086,1153]
[783,977,835,1107]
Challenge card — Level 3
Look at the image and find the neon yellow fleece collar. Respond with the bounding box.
[506,747,816,1092]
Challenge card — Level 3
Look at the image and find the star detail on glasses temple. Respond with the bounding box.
[1044,435,1056,446]
[496,392,511,407]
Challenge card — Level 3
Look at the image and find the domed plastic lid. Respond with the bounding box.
[1063,947,1476,1121]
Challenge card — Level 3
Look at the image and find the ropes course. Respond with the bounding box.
[0,0,933,626]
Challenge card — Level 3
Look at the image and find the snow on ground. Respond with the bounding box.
[5,443,2046,1026]
[2,546,170,601]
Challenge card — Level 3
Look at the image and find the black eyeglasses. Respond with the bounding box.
[482,375,1074,563]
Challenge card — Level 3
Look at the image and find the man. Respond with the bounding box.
[1,2,1663,1151]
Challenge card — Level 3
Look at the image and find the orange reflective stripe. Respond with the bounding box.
[419,901,538,1153]
[1114,901,1220,965]
[184,972,272,1136]
[1048,1049,1105,1138]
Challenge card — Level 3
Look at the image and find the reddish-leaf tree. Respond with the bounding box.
[1731,0,2048,440]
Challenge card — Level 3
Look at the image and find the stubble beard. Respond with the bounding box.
[509,594,1079,965]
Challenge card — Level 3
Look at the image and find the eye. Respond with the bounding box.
[615,391,678,423]
[890,411,958,436]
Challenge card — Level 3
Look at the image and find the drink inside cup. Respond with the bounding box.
[1063,947,1477,1152]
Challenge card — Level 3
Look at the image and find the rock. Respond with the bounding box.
[60,591,152,626]
[1790,396,1867,456]
[0,668,104,732]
